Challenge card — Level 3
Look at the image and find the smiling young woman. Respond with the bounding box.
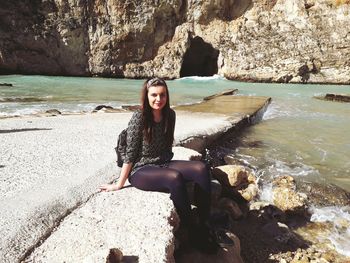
[99,77,221,253]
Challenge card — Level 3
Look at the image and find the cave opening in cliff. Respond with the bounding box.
[180,37,219,77]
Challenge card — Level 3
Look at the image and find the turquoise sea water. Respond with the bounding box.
[1,75,350,191]
[1,74,350,255]
[0,75,237,115]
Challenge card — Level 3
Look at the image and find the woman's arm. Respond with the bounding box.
[99,162,133,191]
[116,162,133,188]
[99,111,143,192]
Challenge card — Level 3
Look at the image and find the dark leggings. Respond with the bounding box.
[129,160,211,225]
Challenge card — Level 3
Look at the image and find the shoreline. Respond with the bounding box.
[2,74,350,85]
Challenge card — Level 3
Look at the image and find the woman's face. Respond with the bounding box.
[147,85,167,111]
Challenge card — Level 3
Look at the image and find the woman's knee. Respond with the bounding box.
[165,170,185,188]
[192,161,209,177]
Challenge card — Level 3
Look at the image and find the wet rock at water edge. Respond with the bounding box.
[121,105,141,111]
[314,93,350,103]
[297,180,350,207]
[203,89,238,101]
[93,105,114,111]
[249,201,286,222]
[45,109,61,116]
[238,183,259,202]
[272,175,308,215]
[212,165,256,188]
[0,83,13,87]
[262,222,299,245]
[212,165,258,202]
[93,105,123,113]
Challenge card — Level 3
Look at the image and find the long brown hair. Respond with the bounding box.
[141,78,175,147]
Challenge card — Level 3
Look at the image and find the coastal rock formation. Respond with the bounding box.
[1,0,350,83]
[315,93,350,103]
[26,187,179,263]
[212,165,258,201]
[213,165,252,187]
[272,175,308,214]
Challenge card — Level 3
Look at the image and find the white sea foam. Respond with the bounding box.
[287,92,301,97]
[267,160,319,177]
[310,206,350,257]
[9,109,38,116]
[259,182,273,202]
[263,102,293,120]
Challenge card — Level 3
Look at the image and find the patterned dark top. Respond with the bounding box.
[124,109,175,175]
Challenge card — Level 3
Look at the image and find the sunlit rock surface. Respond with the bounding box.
[1,0,350,83]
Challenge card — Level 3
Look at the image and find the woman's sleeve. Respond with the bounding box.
[124,111,143,164]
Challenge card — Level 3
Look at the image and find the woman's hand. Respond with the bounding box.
[98,183,122,192]
[99,163,132,192]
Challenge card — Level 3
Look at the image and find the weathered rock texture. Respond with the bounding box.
[272,175,308,214]
[1,0,350,83]
[213,165,259,202]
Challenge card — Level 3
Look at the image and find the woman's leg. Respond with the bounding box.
[129,165,192,225]
[167,160,211,223]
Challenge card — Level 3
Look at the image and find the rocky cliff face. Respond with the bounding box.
[0,0,349,83]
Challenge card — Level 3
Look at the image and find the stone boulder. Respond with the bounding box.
[45,109,62,115]
[249,201,286,222]
[262,222,303,245]
[121,105,141,111]
[315,93,350,103]
[297,181,350,207]
[212,165,258,202]
[238,183,259,202]
[0,83,13,87]
[272,175,308,215]
[212,165,254,188]
[203,89,238,101]
[92,105,124,113]
[218,198,243,220]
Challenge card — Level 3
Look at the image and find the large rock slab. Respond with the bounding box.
[26,188,179,263]
[0,110,237,263]
[175,95,271,152]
